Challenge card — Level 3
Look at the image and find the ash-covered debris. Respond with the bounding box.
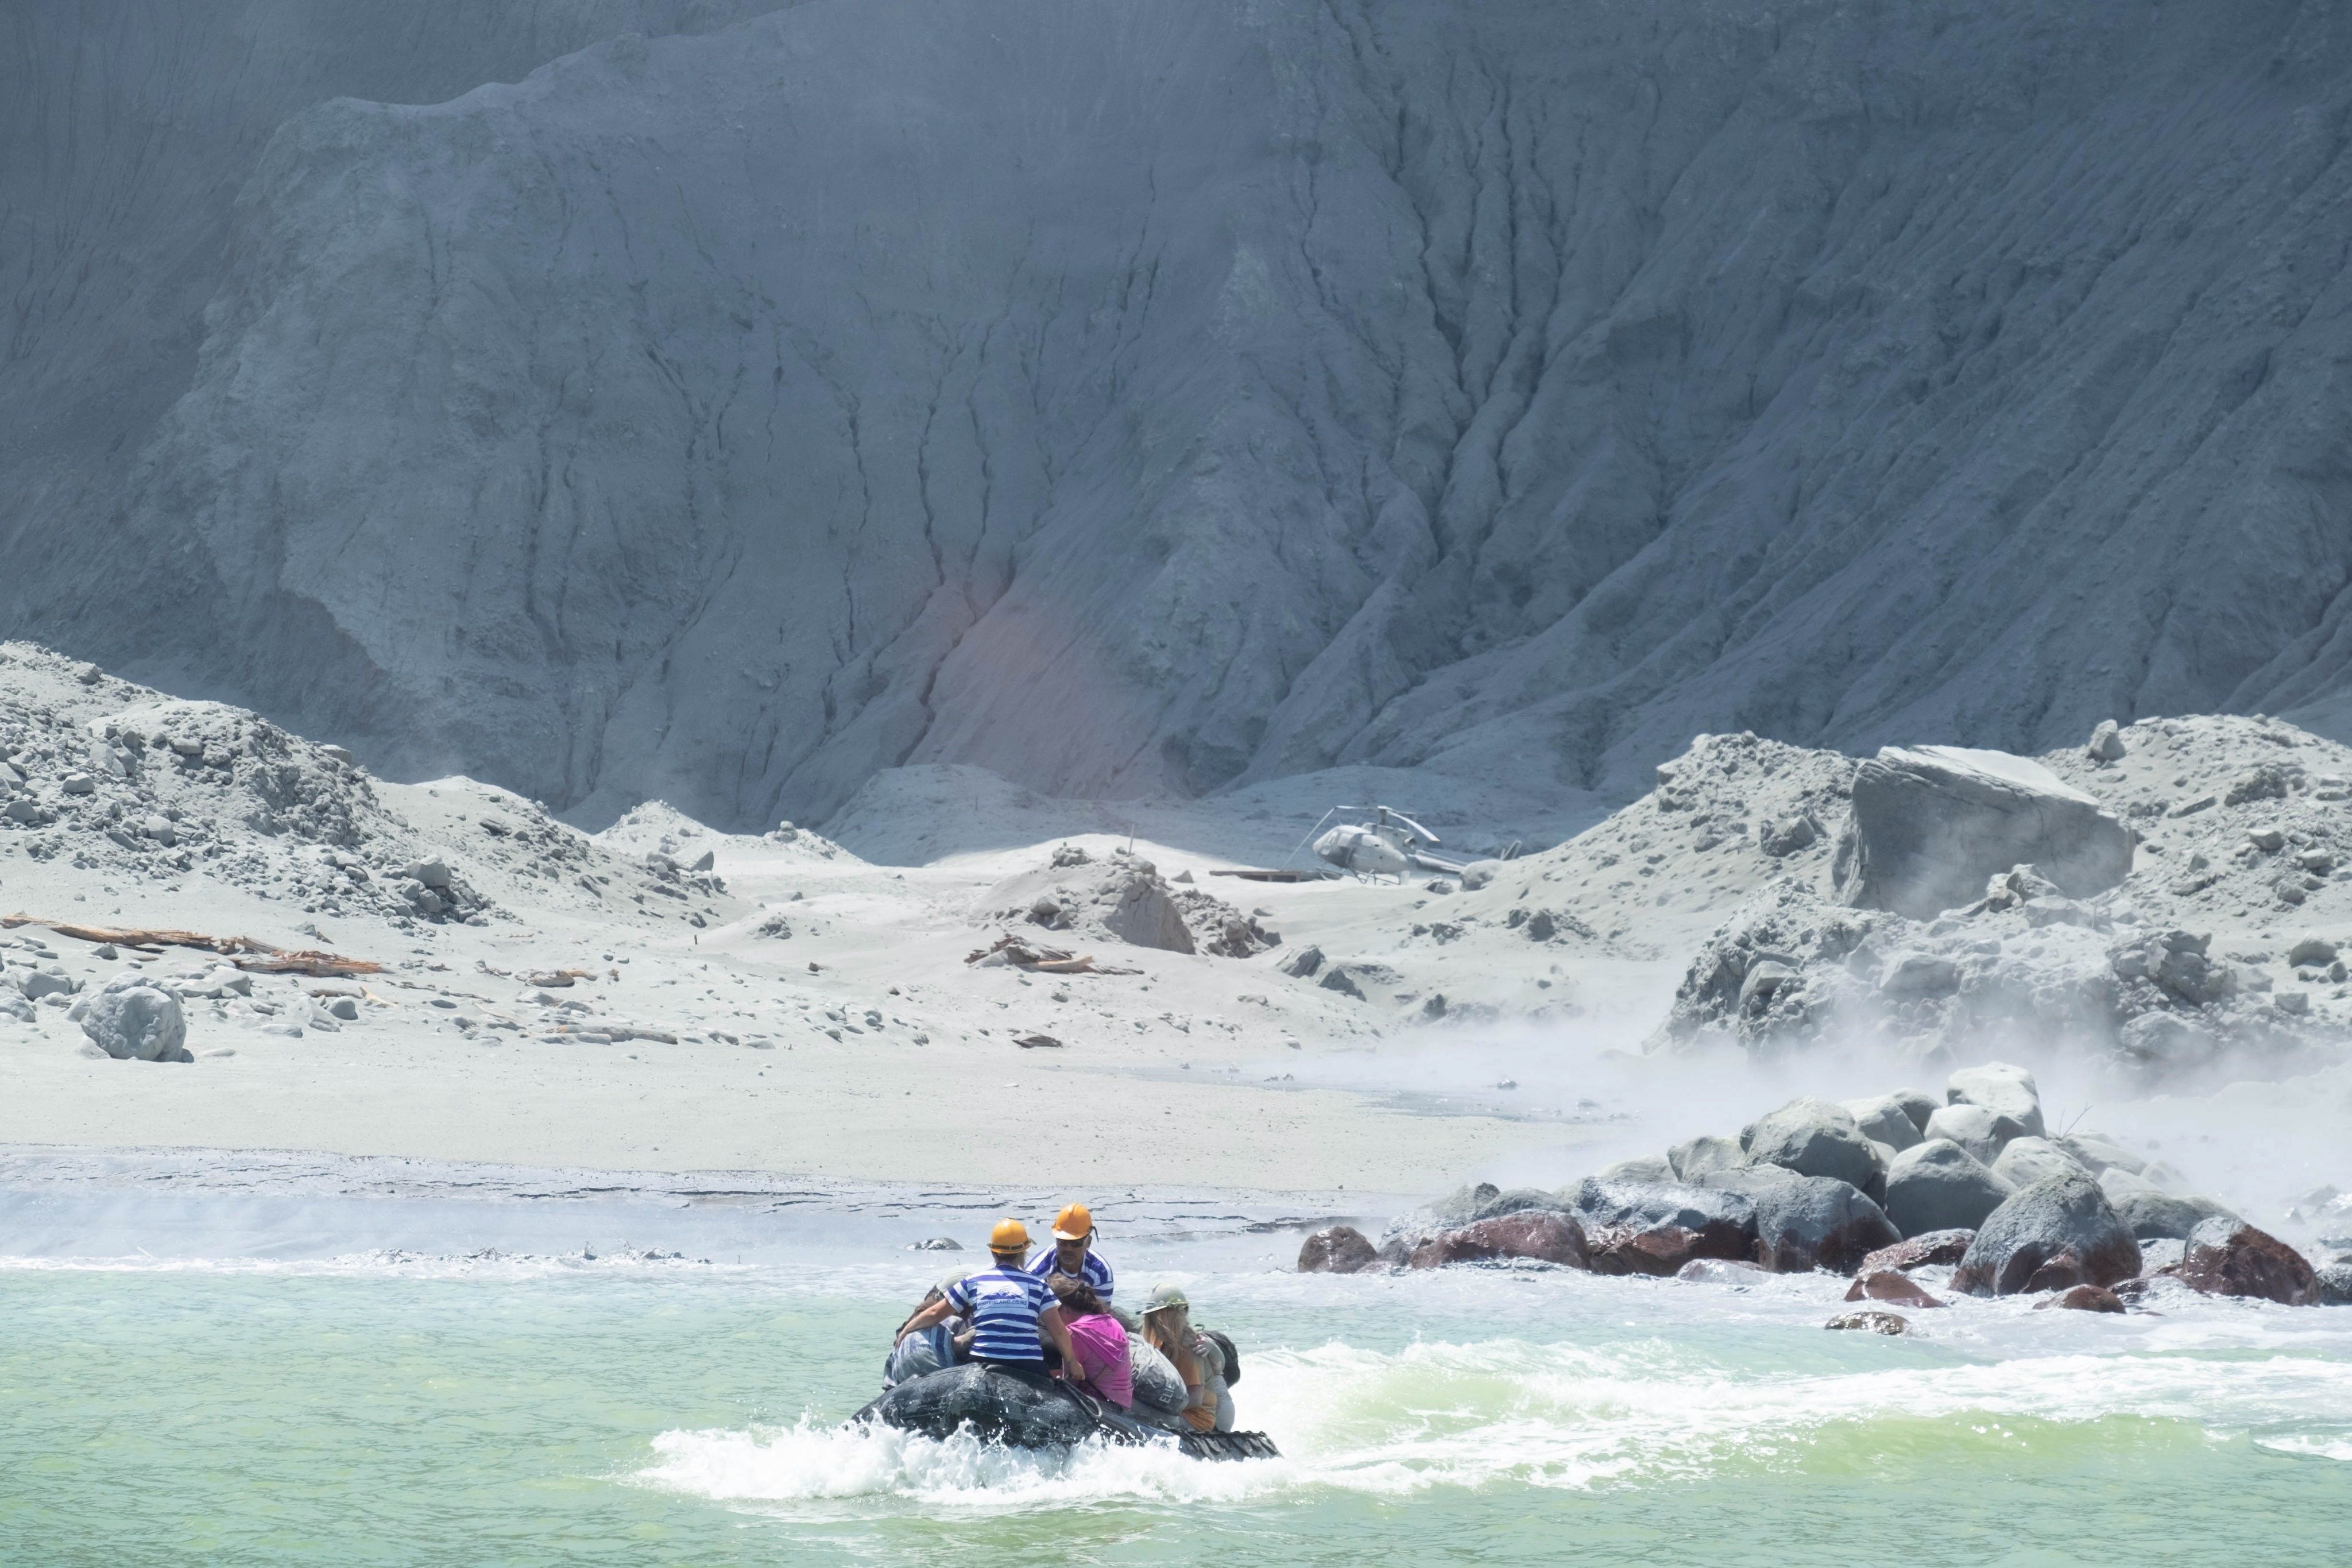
[1650,715,2352,1075]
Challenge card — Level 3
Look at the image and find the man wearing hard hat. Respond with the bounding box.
[896,1218,1078,1375]
[1027,1202,1116,1307]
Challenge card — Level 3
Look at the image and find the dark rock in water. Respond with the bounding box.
[1409,1210,1588,1269]
[2110,1187,2236,1241]
[1381,1182,1557,1256]
[1825,1309,1909,1334]
[2167,1220,2321,1306]
[1676,1257,1768,1285]
[856,1365,1278,1460]
[2315,1261,2352,1306]
[1953,1172,2141,1296]
[1740,1098,1882,1190]
[1859,1230,1975,1274]
[1572,1177,1758,1265]
[1297,1225,1378,1274]
[1587,1225,1715,1277]
[1712,1168,1899,1273]
[2035,1284,2126,1313]
[1883,1139,2014,1238]
[1844,1270,1945,1308]
[912,1236,964,1251]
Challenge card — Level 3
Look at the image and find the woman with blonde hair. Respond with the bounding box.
[1138,1283,1232,1433]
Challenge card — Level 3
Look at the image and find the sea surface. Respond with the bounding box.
[3,1152,2349,1566]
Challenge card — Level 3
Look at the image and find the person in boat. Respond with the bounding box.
[1047,1276,1132,1409]
[1027,1202,1115,1308]
[896,1218,1079,1378]
[1139,1282,1233,1433]
[884,1271,974,1387]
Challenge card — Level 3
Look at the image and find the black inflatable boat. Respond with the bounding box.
[853,1364,1279,1461]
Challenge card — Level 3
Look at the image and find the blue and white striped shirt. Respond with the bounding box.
[945,1267,1058,1363]
[1025,1247,1115,1304]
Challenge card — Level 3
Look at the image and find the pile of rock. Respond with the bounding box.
[1300,1060,2346,1317]
[976,848,1276,958]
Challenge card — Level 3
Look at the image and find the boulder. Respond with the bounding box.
[1921,1102,2029,1164]
[2168,1219,2320,1306]
[1100,868,1195,953]
[2315,1261,2352,1306]
[2057,1133,2145,1176]
[1883,1140,2013,1238]
[1712,1167,1899,1273]
[1825,1310,1908,1334]
[2034,1285,2126,1313]
[1458,860,1503,892]
[1833,745,2134,919]
[1675,1257,1769,1286]
[1952,1172,2141,1296]
[2087,721,2126,761]
[1841,1094,1925,1152]
[1880,951,1959,997]
[1297,1226,1378,1274]
[1407,1211,1589,1270]
[78,980,190,1063]
[2109,1184,2235,1242]
[2287,936,2339,969]
[1858,1230,1975,1273]
[1668,1134,1747,1182]
[1739,1098,1881,1190]
[1845,1270,1945,1308]
[1945,1062,2046,1137]
[1278,945,1324,978]
[1572,1176,1758,1268]
[1991,1137,2084,1190]
[1596,1155,1677,1184]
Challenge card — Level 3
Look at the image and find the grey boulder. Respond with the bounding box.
[1922,1102,2030,1164]
[2099,1169,2237,1241]
[1711,1167,1898,1273]
[1834,746,2134,920]
[1883,1139,2015,1237]
[1571,1176,1759,1265]
[1840,1094,1925,1152]
[1990,1137,2084,1190]
[79,980,191,1063]
[1668,1135,1747,1182]
[1945,1062,2045,1137]
[1740,1098,1882,1191]
[1953,1172,2141,1296]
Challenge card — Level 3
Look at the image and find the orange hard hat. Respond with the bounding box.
[989,1218,1031,1252]
[1051,1203,1093,1241]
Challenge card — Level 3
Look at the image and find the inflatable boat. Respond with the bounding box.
[853,1364,1280,1461]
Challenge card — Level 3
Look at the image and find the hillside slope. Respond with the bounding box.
[6,0,2352,827]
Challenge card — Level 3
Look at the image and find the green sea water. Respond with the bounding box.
[5,1255,2349,1567]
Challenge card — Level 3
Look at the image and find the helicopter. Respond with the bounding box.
[1305,806,1469,881]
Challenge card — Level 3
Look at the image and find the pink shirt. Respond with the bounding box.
[1065,1313,1132,1408]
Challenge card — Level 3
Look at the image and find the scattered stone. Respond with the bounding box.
[2087,721,2126,761]
[1458,860,1502,891]
[1952,1172,2141,1296]
[1297,1225,1379,1274]
[911,1237,964,1251]
[1278,946,1325,978]
[1825,1309,1908,1334]
[2288,936,2338,968]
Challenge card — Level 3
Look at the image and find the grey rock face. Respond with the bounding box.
[1952,1172,2141,1296]
[1740,1098,1882,1190]
[1835,747,2134,920]
[79,981,190,1063]
[1596,1156,1676,1185]
[14,3,2352,826]
[2108,1184,2237,1242]
[1668,1134,1747,1182]
[1945,1062,2045,1137]
[1883,1139,2016,1238]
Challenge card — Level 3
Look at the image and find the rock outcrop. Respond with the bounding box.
[2167,1220,2322,1306]
[1883,1140,2016,1238]
[1297,1226,1379,1275]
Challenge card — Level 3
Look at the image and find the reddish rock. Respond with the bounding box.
[2020,1248,2091,1294]
[2034,1285,2126,1313]
[1297,1225,1379,1274]
[1824,1309,1908,1334]
[1587,1224,1714,1277]
[1858,1230,1975,1274]
[1844,1269,1946,1308]
[2167,1222,2321,1306]
[1408,1210,1589,1270]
